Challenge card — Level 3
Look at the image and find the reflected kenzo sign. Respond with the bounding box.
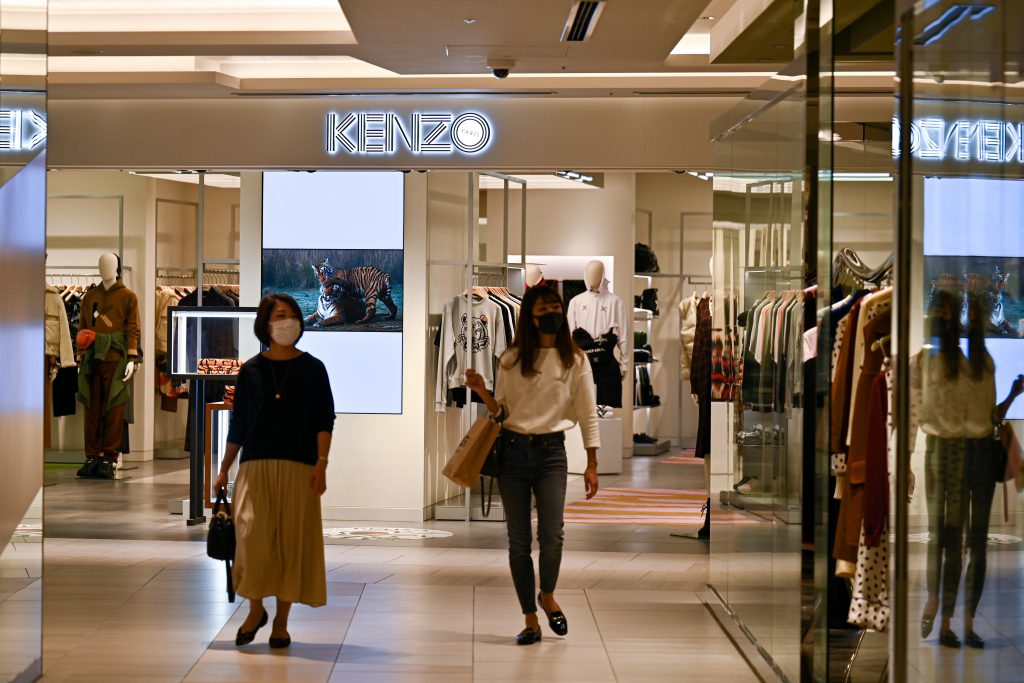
[326,111,493,156]
[0,108,46,153]
[893,116,1024,164]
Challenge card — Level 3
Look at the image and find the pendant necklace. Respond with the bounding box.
[269,358,294,400]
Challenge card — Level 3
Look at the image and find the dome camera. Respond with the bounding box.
[487,58,515,80]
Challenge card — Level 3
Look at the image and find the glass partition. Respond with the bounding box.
[0,1,47,680]
[895,2,1024,681]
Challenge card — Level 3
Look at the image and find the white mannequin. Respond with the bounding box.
[584,260,605,292]
[525,264,544,287]
[99,253,136,381]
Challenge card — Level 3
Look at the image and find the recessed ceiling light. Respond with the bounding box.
[464,18,476,24]
[702,15,716,20]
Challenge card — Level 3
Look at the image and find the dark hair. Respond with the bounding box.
[254,293,305,346]
[926,289,961,379]
[965,292,990,380]
[505,285,579,377]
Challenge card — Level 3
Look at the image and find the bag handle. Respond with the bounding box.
[212,487,231,519]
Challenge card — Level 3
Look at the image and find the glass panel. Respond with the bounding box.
[168,307,259,379]
[897,2,1024,681]
[0,0,46,680]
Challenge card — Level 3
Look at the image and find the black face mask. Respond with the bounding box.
[536,312,564,335]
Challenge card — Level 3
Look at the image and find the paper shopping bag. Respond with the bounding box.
[442,415,501,488]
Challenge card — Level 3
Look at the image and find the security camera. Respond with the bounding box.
[488,58,515,79]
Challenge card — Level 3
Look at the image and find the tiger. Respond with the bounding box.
[311,258,398,324]
[306,278,365,328]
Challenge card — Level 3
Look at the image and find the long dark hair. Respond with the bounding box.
[965,292,990,380]
[506,285,579,377]
[926,289,961,379]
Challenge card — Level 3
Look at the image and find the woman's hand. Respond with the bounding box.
[465,369,488,397]
[310,462,328,497]
[213,471,229,494]
[1011,373,1024,400]
[584,465,599,500]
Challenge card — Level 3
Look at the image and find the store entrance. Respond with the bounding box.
[42,168,723,551]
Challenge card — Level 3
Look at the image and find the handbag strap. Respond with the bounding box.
[480,475,496,518]
[225,560,235,603]
[212,487,231,519]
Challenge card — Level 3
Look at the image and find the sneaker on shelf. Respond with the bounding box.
[735,477,759,495]
[95,461,116,480]
[76,459,100,479]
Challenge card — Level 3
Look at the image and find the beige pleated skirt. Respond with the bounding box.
[232,459,327,607]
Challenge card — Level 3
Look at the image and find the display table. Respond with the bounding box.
[566,417,623,474]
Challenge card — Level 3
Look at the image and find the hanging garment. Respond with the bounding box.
[435,294,508,411]
[692,296,713,458]
[846,289,893,447]
[562,279,587,306]
[45,285,76,368]
[565,280,629,376]
[679,294,698,380]
[572,327,623,408]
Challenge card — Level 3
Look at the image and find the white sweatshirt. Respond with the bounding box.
[436,295,508,411]
[494,348,601,449]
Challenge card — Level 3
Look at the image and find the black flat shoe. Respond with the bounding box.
[516,627,542,646]
[269,633,291,649]
[939,630,961,649]
[235,609,268,646]
[921,613,936,639]
[965,631,985,649]
[538,592,568,636]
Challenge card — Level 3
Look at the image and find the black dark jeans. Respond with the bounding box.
[497,429,568,615]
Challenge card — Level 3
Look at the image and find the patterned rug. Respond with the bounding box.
[323,527,453,541]
[562,488,758,526]
[658,449,704,465]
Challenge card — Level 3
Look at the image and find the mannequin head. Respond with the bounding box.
[99,253,120,284]
[584,260,605,291]
[525,264,544,287]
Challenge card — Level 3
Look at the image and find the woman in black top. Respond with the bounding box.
[214,293,335,649]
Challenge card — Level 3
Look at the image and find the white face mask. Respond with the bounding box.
[269,318,301,346]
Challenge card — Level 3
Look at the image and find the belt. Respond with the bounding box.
[501,429,565,444]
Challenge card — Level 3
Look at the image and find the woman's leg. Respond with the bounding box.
[936,439,968,631]
[497,435,540,622]
[241,598,265,631]
[273,599,293,637]
[534,437,568,613]
[964,439,997,629]
[923,438,942,619]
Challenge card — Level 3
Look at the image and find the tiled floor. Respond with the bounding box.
[4,452,760,683]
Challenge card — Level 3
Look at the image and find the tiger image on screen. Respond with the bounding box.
[308,258,398,326]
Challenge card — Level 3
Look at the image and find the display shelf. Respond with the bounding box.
[633,440,672,456]
[203,401,235,508]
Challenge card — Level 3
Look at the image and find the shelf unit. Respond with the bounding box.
[632,273,671,456]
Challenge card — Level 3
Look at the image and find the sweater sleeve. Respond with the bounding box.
[125,290,141,357]
[573,356,602,450]
[313,358,336,434]
[227,363,255,447]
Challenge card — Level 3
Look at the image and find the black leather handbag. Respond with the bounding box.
[207,488,237,602]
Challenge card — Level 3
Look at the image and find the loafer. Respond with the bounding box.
[515,627,542,646]
[538,592,568,636]
[965,631,984,649]
[269,633,291,649]
[939,630,961,649]
[235,609,268,646]
[920,613,935,639]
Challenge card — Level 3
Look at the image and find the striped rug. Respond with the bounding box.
[562,487,758,526]
[658,450,703,465]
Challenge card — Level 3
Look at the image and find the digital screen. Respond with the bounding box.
[262,171,404,414]
[924,177,1024,419]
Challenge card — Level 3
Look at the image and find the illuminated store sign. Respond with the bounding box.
[0,108,47,152]
[326,111,492,156]
[893,116,1024,164]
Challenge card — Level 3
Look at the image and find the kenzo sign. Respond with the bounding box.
[326,111,493,156]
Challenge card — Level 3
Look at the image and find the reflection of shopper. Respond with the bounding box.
[465,285,600,646]
[214,293,335,649]
[913,289,1024,649]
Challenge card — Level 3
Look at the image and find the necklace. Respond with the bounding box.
[268,358,295,400]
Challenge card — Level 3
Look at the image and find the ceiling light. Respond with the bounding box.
[702,15,716,21]
[555,170,595,183]
[463,18,476,24]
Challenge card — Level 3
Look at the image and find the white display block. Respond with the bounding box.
[566,418,623,475]
[709,402,734,498]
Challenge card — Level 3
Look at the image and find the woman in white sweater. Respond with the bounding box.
[466,285,601,646]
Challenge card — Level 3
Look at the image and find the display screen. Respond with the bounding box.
[924,177,1024,419]
[262,171,404,414]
